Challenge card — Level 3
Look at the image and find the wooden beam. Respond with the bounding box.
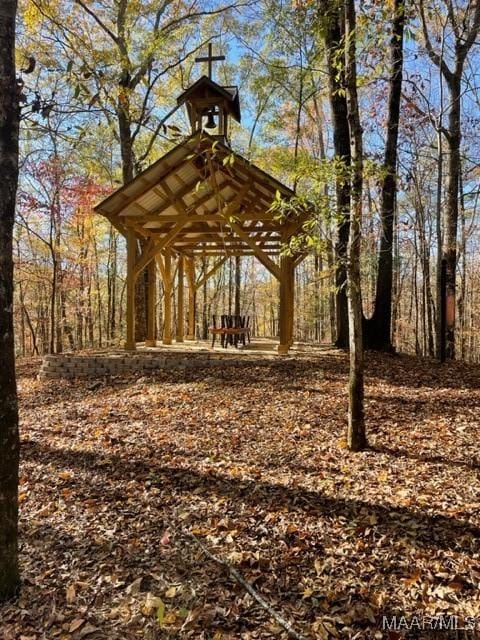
[144,228,280,241]
[278,254,295,354]
[133,220,186,278]
[221,181,252,220]
[228,221,281,280]
[176,239,281,248]
[281,210,313,241]
[125,230,137,350]
[162,248,173,345]
[163,224,281,235]
[111,155,210,216]
[116,175,212,222]
[176,254,184,342]
[190,251,280,257]
[294,251,309,268]
[145,259,157,347]
[186,256,196,340]
[103,212,130,238]
[138,211,277,225]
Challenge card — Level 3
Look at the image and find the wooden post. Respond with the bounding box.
[145,259,157,347]
[186,256,196,340]
[125,230,137,350]
[278,255,294,354]
[163,248,172,345]
[176,254,184,342]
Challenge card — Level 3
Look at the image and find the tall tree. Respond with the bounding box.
[363,0,405,351]
[0,0,21,600]
[321,0,351,348]
[419,0,480,359]
[344,0,366,450]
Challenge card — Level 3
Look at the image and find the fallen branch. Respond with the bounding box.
[183,529,309,640]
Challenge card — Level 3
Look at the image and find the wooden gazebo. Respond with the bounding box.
[94,49,306,353]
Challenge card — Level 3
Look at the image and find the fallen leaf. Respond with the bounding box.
[77,624,99,638]
[68,619,84,633]
[66,584,76,604]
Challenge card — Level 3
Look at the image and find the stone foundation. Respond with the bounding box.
[38,350,281,380]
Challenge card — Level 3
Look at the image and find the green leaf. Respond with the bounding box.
[156,600,166,625]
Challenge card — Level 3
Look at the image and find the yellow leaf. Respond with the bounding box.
[165,586,177,598]
[164,610,178,624]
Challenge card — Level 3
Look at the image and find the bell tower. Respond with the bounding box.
[176,44,241,145]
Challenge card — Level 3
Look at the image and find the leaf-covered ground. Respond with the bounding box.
[2,350,480,639]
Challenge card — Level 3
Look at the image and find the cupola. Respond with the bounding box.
[176,44,241,144]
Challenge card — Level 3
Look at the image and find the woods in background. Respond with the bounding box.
[12,0,480,362]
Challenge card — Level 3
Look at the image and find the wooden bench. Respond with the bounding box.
[210,315,251,348]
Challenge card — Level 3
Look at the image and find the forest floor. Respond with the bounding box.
[2,350,480,640]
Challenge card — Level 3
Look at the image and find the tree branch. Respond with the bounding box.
[418,0,453,83]
[457,0,480,62]
[72,0,118,45]
[184,530,309,640]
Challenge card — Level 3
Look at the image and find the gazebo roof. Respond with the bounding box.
[94,132,302,276]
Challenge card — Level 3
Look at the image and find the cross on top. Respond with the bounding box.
[195,43,225,81]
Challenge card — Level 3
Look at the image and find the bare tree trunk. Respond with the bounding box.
[61,288,74,351]
[344,0,366,451]
[49,245,57,354]
[322,1,351,348]
[419,0,480,359]
[458,169,467,359]
[0,0,20,600]
[444,80,461,359]
[363,0,404,351]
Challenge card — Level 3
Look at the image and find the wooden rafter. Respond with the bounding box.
[228,221,281,280]
[133,220,186,277]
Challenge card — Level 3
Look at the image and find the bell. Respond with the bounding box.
[205,111,216,129]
